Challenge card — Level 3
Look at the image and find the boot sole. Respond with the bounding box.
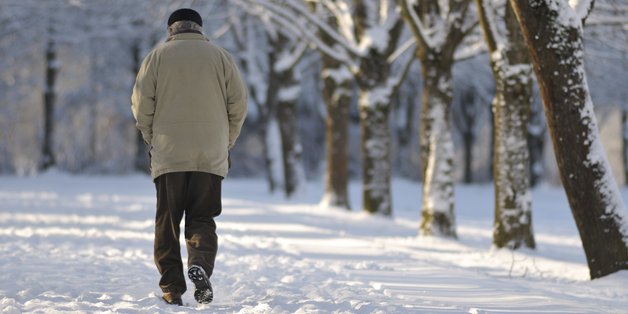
[188,266,213,304]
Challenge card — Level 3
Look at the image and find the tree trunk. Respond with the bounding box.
[623,108,628,186]
[270,34,306,198]
[477,0,535,249]
[131,41,149,173]
[400,0,471,237]
[318,11,352,209]
[41,39,57,171]
[277,82,305,198]
[511,0,628,278]
[358,86,392,215]
[263,49,282,194]
[418,57,456,237]
[320,63,352,209]
[265,116,282,193]
[463,131,473,184]
[460,89,476,184]
[352,1,404,216]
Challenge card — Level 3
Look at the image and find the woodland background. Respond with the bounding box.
[0,0,625,185]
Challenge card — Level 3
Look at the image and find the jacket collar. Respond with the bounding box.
[166,33,209,42]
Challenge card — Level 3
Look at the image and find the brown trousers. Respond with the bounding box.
[154,171,222,294]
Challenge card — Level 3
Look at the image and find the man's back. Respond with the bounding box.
[132,32,247,179]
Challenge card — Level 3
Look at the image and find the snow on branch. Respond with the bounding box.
[318,0,357,44]
[479,0,506,50]
[403,0,464,49]
[387,37,416,63]
[279,0,363,57]
[454,40,486,61]
[274,41,308,72]
[234,0,356,67]
[403,0,440,49]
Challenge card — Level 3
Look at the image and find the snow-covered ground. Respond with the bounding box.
[0,172,627,313]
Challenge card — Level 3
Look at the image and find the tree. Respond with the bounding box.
[231,4,308,197]
[239,0,412,215]
[476,0,535,249]
[41,32,58,171]
[270,33,308,198]
[400,0,477,236]
[510,0,628,278]
[317,7,353,209]
[624,109,628,185]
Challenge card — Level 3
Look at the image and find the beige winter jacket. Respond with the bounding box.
[131,33,247,179]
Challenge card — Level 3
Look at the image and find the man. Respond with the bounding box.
[131,8,247,306]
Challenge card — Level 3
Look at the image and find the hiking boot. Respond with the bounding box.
[188,265,213,304]
[162,291,183,306]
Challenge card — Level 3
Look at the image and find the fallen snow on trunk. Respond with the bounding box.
[0,173,627,313]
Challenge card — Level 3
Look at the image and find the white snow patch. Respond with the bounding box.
[321,66,353,84]
[278,84,301,102]
[358,26,389,54]
[1,174,627,312]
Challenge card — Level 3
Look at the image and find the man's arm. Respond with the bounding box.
[131,50,158,145]
[224,53,248,150]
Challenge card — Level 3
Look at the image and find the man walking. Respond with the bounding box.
[131,8,247,306]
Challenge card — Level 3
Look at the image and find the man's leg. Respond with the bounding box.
[184,172,222,277]
[154,172,188,295]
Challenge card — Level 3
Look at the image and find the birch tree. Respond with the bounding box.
[510,0,628,278]
[400,0,477,236]
[476,0,535,249]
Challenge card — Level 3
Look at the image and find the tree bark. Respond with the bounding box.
[477,0,535,249]
[318,13,352,209]
[401,0,472,237]
[352,1,404,216]
[320,63,352,208]
[358,86,392,215]
[458,88,476,184]
[41,39,57,171]
[418,60,456,236]
[623,108,628,186]
[511,0,628,278]
[270,34,306,198]
[354,49,394,216]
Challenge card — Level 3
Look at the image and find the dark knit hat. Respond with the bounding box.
[167,8,202,27]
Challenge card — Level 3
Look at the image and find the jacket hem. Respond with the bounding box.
[152,167,228,181]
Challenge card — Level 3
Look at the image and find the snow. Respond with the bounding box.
[321,66,352,84]
[358,26,389,54]
[277,84,301,102]
[273,42,307,73]
[580,93,628,244]
[359,85,391,109]
[1,173,628,312]
[568,0,593,20]
[422,103,455,217]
